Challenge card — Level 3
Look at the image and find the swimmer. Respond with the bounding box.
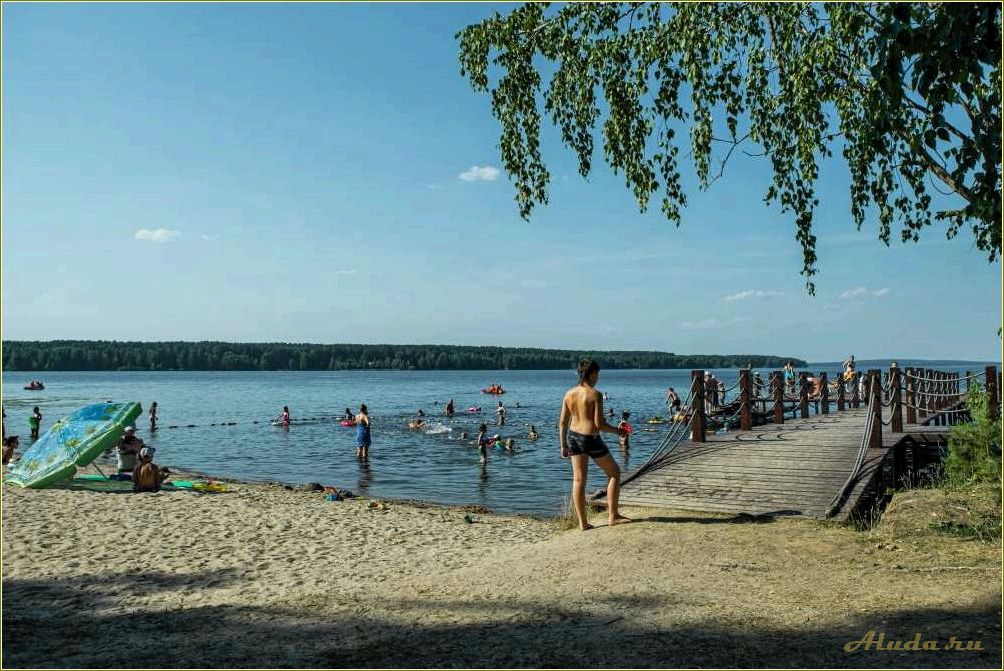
[504,438,516,453]
[476,423,490,465]
[527,425,539,441]
[618,411,631,450]
[417,409,425,418]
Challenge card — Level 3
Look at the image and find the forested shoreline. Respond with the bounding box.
[1,341,806,372]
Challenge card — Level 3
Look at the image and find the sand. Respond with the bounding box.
[2,480,1000,668]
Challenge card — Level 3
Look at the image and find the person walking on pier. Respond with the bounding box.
[559,358,629,531]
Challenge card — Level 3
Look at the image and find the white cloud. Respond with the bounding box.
[458,165,501,182]
[839,286,869,300]
[135,228,180,243]
[840,286,891,299]
[201,234,221,242]
[723,289,785,302]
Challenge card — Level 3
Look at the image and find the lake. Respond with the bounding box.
[2,361,996,515]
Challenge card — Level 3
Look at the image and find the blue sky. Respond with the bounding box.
[2,3,1000,361]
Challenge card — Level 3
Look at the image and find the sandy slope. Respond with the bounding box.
[2,482,1000,668]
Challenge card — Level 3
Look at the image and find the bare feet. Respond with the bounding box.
[608,515,632,526]
[578,523,595,531]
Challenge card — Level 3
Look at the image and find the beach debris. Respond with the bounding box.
[367,500,388,511]
[463,514,475,524]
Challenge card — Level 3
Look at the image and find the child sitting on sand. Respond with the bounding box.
[133,447,167,493]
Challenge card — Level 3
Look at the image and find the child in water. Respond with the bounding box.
[29,407,42,439]
[476,423,490,465]
[527,425,539,441]
[278,406,290,427]
[617,411,631,450]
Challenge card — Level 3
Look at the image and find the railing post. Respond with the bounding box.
[918,369,928,419]
[890,363,903,433]
[965,370,971,392]
[798,372,809,418]
[691,369,706,442]
[837,373,845,411]
[851,371,860,409]
[986,366,999,422]
[905,367,916,425]
[869,369,882,449]
[862,370,871,405]
[740,368,752,431]
[772,370,784,424]
[820,372,829,415]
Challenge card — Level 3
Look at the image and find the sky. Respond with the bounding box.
[2,3,1001,362]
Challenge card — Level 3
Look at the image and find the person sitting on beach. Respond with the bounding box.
[117,426,144,474]
[617,411,631,450]
[527,425,539,441]
[3,436,19,466]
[559,358,629,531]
[29,407,42,440]
[133,447,166,493]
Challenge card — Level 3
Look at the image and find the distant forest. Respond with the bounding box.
[1,341,807,372]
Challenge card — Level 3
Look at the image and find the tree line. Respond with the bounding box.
[1,341,806,372]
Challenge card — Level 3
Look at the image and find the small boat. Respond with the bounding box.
[23,382,44,391]
[481,387,505,395]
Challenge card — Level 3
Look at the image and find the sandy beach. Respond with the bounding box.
[2,479,1000,669]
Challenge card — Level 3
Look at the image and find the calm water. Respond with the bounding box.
[2,361,996,515]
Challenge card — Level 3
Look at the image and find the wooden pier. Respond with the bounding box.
[609,365,999,520]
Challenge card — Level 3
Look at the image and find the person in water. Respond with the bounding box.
[445,399,455,417]
[617,411,632,450]
[667,388,681,413]
[417,409,425,418]
[476,423,490,465]
[527,425,539,441]
[343,407,355,422]
[149,401,159,431]
[355,404,371,459]
[496,401,506,427]
[559,359,630,531]
[29,407,42,439]
[278,406,291,426]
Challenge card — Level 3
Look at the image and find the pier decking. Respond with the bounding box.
[607,365,998,520]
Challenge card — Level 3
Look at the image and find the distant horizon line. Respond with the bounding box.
[0,339,998,366]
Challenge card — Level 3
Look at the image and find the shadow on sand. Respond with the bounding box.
[2,569,1000,668]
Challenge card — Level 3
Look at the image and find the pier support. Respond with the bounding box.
[740,368,752,431]
[772,371,784,424]
[868,369,882,449]
[820,372,829,415]
[691,370,706,442]
[837,374,845,411]
[851,372,860,409]
[798,372,809,418]
[890,364,903,433]
[905,367,916,425]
